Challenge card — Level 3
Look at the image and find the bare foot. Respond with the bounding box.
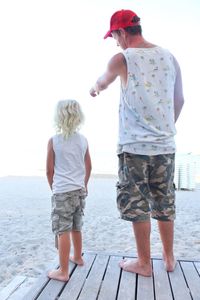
[163,254,176,272]
[70,256,84,266]
[119,259,152,277]
[48,268,69,282]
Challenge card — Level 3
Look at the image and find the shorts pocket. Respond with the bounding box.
[80,198,86,210]
[52,214,59,234]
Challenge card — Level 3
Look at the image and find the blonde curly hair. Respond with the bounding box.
[54,99,84,138]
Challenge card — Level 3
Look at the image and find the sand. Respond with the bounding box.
[0,175,200,287]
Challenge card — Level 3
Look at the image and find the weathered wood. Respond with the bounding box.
[153,259,173,300]
[36,261,76,300]
[98,255,122,300]
[59,253,96,300]
[22,258,59,300]
[3,253,200,300]
[117,258,136,300]
[7,277,36,300]
[180,261,200,300]
[137,272,154,300]
[168,262,192,300]
[0,276,26,300]
[77,254,109,300]
[194,261,200,275]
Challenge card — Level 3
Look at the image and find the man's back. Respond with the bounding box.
[118,46,177,155]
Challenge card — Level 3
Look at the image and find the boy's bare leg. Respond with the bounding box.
[70,230,84,265]
[48,232,70,281]
[158,220,176,272]
[119,221,152,277]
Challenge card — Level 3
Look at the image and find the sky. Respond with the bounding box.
[0,0,199,175]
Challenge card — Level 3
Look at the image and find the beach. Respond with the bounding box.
[0,175,200,288]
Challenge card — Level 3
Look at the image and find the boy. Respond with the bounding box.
[46,99,92,281]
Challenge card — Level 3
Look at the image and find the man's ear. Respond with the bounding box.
[118,28,126,36]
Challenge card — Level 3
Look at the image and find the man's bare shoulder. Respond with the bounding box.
[109,52,126,65]
[108,52,126,75]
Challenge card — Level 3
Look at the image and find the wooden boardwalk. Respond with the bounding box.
[1,252,200,300]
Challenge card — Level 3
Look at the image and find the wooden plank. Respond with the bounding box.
[17,253,200,300]
[8,277,36,300]
[85,252,198,262]
[22,258,58,300]
[117,258,136,300]
[0,276,26,300]
[59,253,96,300]
[168,261,192,300]
[137,273,154,300]
[98,255,122,300]
[153,259,173,300]
[180,261,200,300]
[194,262,200,275]
[36,261,76,300]
[78,254,109,300]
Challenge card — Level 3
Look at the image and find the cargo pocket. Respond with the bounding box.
[79,189,86,214]
[51,213,59,234]
[116,179,131,215]
[80,198,86,215]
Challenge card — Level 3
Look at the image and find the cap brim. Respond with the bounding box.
[104,30,112,39]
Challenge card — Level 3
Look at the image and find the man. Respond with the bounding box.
[89,9,184,277]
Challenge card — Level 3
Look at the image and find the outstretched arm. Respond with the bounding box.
[89,53,126,97]
[173,56,184,122]
[46,138,55,190]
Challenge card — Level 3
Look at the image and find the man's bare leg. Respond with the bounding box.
[70,230,84,265]
[158,220,176,272]
[119,221,152,277]
[48,232,70,281]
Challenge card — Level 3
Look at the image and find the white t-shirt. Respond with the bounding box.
[52,132,88,194]
[118,46,177,155]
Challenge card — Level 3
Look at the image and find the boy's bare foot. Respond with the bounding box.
[119,259,152,277]
[48,268,69,282]
[70,256,84,266]
[163,254,176,272]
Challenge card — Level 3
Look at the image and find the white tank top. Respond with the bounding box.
[52,132,88,194]
[118,46,177,155]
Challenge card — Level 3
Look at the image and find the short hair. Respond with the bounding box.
[124,25,142,35]
[113,25,142,36]
[125,15,142,35]
[54,99,84,138]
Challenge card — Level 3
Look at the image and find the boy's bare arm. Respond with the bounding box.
[46,138,55,190]
[84,147,92,194]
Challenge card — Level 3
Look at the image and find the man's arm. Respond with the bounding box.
[46,138,55,190]
[173,56,184,122]
[90,53,126,97]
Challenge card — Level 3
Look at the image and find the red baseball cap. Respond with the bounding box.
[104,9,140,39]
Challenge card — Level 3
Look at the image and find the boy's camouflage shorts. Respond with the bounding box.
[116,152,175,222]
[51,188,86,236]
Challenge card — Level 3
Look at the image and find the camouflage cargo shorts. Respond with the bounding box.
[116,152,175,222]
[51,189,86,235]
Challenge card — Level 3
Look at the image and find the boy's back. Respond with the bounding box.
[52,132,88,194]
